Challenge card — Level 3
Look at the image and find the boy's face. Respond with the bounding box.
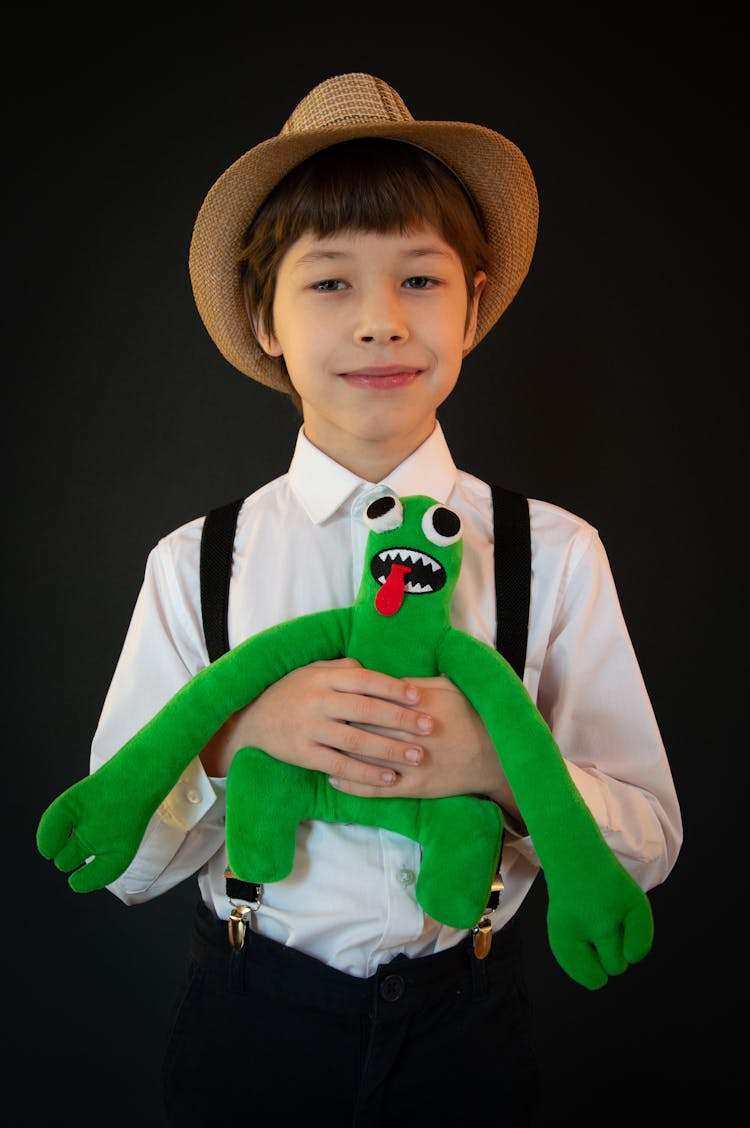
[256,222,485,478]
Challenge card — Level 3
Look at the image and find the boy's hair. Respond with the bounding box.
[239,138,492,408]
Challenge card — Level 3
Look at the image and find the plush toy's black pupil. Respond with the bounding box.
[367,496,396,519]
[433,508,460,537]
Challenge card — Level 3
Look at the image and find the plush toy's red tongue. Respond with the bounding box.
[375,563,411,616]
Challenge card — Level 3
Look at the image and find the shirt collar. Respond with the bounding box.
[287,423,458,525]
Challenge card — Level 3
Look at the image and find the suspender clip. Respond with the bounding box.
[225,866,262,950]
[471,872,505,960]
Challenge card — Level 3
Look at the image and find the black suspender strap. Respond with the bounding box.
[489,484,531,680]
[482,485,530,930]
[199,496,257,929]
[199,497,244,664]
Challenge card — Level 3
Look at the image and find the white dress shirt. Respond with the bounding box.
[91,422,682,978]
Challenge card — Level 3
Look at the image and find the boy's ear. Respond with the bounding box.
[243,287,283,358]
[463,271,487,352]
[253,320,283,358]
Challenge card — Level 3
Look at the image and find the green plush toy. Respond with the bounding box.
[37,489,653,989]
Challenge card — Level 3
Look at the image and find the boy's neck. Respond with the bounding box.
[302,419,437,483]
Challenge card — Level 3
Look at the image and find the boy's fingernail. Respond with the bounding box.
[417,716,432,733]
[405,747,422,764]
[405,686,419,702]
[381,770,396,783]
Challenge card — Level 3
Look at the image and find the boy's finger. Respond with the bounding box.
[322,748,400,788]
[328,775,397,796]
[335,724,424,766]
[335,695,432,737]
[331,665,422,705]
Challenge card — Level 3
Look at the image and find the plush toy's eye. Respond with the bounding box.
[422,504,461,546]
[357,488,404,532]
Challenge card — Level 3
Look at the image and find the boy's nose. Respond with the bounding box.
[355,292,408,345]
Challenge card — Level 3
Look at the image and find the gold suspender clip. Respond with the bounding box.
[471,873,505,960]
[225,867,262,950]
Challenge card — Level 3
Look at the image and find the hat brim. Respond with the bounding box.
[189,119,539,392]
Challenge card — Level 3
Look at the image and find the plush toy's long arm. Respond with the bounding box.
[437,626,654,989]
[37,607,352,891]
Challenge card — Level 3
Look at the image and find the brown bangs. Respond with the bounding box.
[266,139,488,247]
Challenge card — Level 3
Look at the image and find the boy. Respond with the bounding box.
[77,74,682,1124]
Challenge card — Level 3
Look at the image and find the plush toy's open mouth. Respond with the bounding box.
[370,548,446,616]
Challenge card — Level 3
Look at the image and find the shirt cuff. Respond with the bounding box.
[110,760,220,898]
[161,757,217,828]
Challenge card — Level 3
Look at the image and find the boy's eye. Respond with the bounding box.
[314,279,347,292]
[404,276,434,289]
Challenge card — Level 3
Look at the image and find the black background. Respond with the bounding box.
[6,13,740,1125]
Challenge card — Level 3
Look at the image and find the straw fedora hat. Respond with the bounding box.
[189,72,539,393]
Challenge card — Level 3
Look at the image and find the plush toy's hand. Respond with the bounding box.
[437,629,656,988]
[38,609,353,894]
[545,855,654,990]
[37,766,153,892]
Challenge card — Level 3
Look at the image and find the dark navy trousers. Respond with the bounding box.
[161,899,539,1126]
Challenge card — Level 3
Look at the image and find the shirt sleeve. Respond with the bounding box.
[89,527,228,904]
[516,524,683,891]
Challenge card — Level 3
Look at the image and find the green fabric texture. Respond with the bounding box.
[37,491,653,989]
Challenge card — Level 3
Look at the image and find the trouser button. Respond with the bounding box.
[379,973,406,1002]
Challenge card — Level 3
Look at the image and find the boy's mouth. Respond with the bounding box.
[341,366,420,389]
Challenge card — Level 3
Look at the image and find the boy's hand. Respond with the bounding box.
[330,676,524,824]
[200,658,434,786]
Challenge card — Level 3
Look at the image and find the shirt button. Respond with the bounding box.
[379,974,406,1002]
[399,867,416,887]
[186,788,201,804]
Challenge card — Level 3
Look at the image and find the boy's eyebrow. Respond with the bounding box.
[294,249,350,265]
[293,244,454,266]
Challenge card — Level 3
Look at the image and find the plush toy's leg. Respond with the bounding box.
[226,748,316,883]
[415,796,504,930]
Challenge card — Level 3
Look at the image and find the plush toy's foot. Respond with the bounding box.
[416,795,504,929]
[226,748,315,883]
